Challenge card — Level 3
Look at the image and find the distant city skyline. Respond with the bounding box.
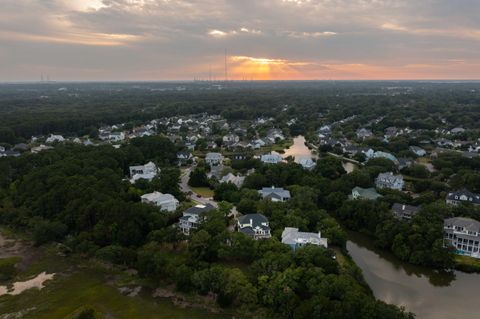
[1,0,480,81]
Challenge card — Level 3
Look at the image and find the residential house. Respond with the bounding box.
[446,189,480,206]
[298,157,316,170]
[410,146,427,157]
[356,128,373,139]
[444,217,480,259]
[371,151,398,164]
[343,146,374,158]
[220,173,245,188]
[13,143,29,152]
[0,149,20,157]
[222,134,240,145]
[31,144,53,154]
[259,186,291,202]
[350,187,382,200]
[384,127,398,139]
[266,128,285,142]
[205,152,223,166]
[261,153,283,164]
[141,192,179,212]
[129,161,159,183]
[281,227,328,251]
[375,172,404,190]
[398,158,413,170]
[391,203,420,221]
[110,132,126,142]
[46,134,65,143]
[237,214,271,240]
[179,203,216,235]
[450,127,466,135]
[177,151,193,165]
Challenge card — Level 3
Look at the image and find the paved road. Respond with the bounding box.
[180,167,218,208]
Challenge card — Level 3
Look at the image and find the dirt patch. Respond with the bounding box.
[0,272,55,296]
[0,231,40,272]
[0,307,36,319]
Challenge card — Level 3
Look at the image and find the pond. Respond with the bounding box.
[347,231,480,319]
[282,136,317,162]
[282,136,358,173]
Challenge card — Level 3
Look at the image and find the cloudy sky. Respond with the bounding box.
[1,0,480,81]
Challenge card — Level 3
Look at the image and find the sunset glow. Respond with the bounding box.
[1,0,480,81]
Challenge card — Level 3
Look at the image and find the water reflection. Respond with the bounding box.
[347,231,480,319]
[282,136,317,162]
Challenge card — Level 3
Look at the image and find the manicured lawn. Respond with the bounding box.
[190,187,214,198]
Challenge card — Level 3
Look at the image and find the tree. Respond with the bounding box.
[188,167,209,187]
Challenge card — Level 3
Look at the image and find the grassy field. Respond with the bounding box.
[0,242,227,319]
[454,255,480,272]
[190,187,214,198]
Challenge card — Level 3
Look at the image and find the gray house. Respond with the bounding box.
[179,203,216,235]
[410,146,427,157]
[446,189,480,206]
[281,227,328,251]
[391,203,420,221]
[375,172,404,191]
[356,128,373,139]
[259,186,291,202]
[237,214,271,240]
[444,217,480,259]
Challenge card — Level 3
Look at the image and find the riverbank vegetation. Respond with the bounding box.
[0,139,413,318]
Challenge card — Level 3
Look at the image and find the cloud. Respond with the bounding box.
[1,0,480,80]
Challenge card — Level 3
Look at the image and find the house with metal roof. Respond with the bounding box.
[258,186,291,202]
[141,192,179,212]
[281,227,328,251]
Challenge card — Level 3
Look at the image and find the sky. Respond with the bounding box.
[1,0,480,81]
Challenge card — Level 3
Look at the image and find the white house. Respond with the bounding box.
[141,192,179,212]
[46,134,65,143]
[281,227,328,251]
[129,161,159,183]
[205,152,223,166]
[109,132,125,142]
[444,217,480,259]
[298,157,316,170]
[375,172,404,190]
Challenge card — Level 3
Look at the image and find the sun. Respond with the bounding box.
[230,56,293,80]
